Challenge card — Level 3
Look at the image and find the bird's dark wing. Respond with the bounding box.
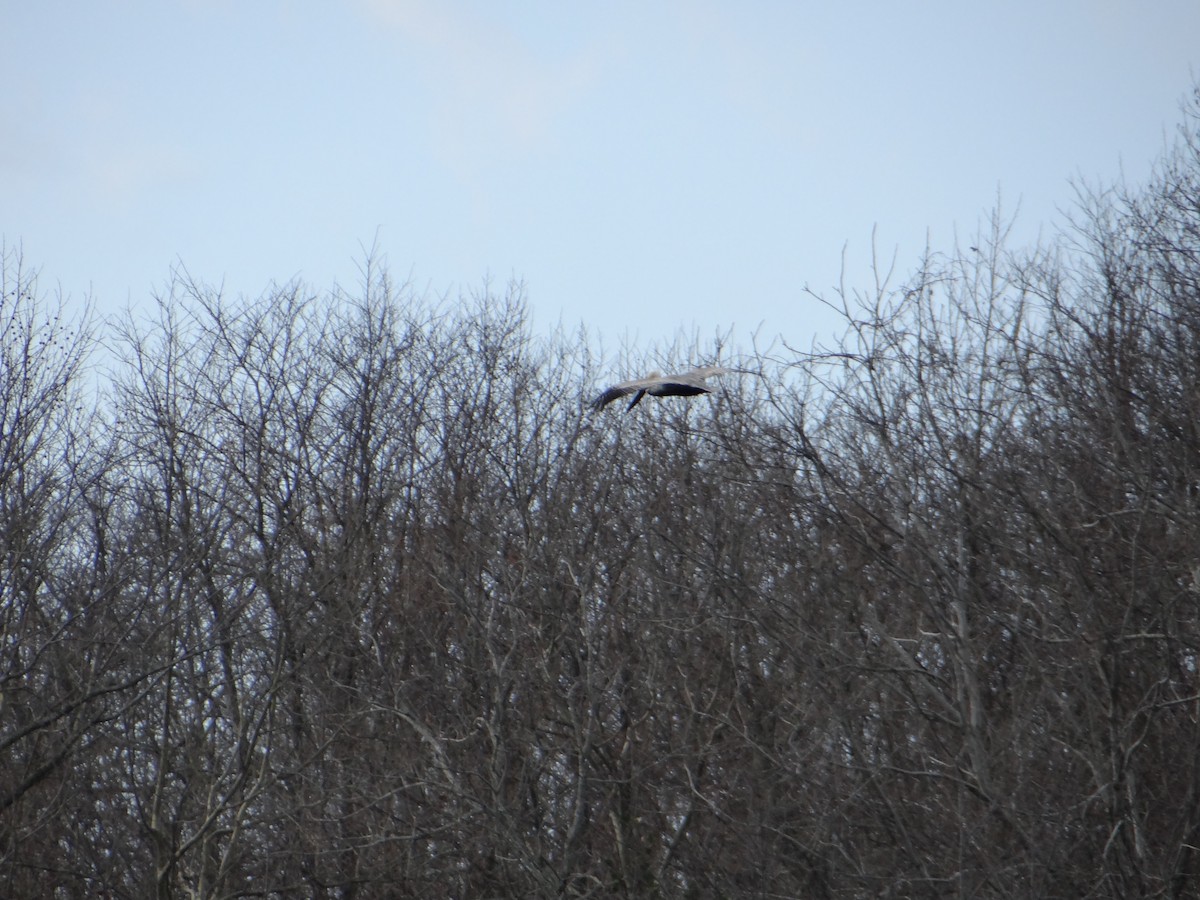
[590,384,638,411]
[648,379,711,398]
[590,373,664,411]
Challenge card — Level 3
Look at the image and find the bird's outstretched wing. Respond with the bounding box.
[681,365,730,380]
[589,382,642,411]
[653,366,730,395]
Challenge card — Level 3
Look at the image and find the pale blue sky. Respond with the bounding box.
[4,1,1198,353]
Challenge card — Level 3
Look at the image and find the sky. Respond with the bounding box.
[3,1,1199,359]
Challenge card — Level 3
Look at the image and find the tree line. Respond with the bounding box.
[4,92,1200,898]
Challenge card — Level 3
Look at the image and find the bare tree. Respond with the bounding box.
[6,87,1200,900]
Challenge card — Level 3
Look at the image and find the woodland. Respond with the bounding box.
[4,94,1200,898]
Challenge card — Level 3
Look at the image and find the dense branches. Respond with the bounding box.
[4,96,1200,898]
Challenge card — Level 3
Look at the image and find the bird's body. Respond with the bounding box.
[589,366,730,412]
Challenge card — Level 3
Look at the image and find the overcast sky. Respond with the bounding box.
[4,1,1199,357]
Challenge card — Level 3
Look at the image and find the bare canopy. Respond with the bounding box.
[589,365,730,412]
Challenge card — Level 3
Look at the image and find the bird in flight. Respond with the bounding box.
[589,366,730,412]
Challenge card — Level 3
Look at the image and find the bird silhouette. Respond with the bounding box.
[589,366,730,412]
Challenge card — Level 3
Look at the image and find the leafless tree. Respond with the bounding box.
[5,87,1200,900]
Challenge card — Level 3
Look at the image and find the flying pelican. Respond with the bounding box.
[589,366,730,412]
